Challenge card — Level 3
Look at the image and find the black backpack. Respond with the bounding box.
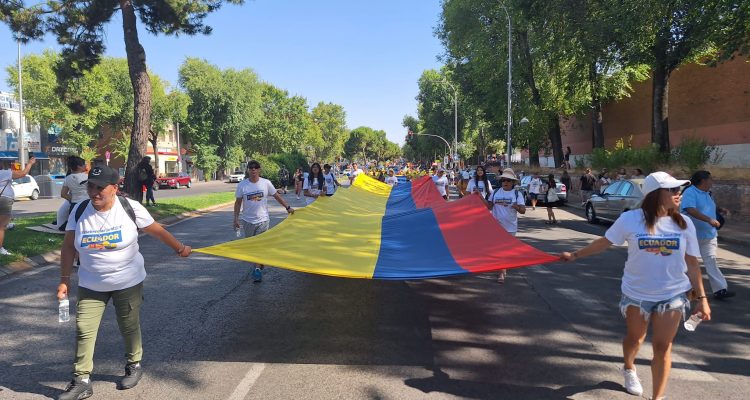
[75,196,137,225]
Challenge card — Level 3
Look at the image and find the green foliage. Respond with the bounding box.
[110,132,131,162]
[671,136,725,173]
[249,154,281,186]
[270,151,309,173]
[248,83,312,155]
[588,137,670,173]
[193,143,221,181]
[79,146,99,163]
[312,102,349,162]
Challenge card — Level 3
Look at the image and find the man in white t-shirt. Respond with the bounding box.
[349,163,364,185]
[385,169,398,186]
[528,173,543,210]
[432,169,449,200]
[233,160,295,282]
[487,168,525,283]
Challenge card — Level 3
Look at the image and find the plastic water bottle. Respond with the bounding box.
[58,296,70,323]
[683,312,703,331]
[235,228,242,238]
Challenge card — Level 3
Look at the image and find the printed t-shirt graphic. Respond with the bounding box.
[467,179,493,198]
[303,177,322,204]
[605,209,699,301]
[323,173,337,194]
[67,198,154,292]
[236,178,277,224]
[489,189,524,233]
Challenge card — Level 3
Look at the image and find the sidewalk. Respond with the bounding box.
[564,191,750,248]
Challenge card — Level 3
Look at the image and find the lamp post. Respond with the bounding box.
[413,132,452,163]
[442,80,458,167]
[17,41,25,169]
[499,4,512,167]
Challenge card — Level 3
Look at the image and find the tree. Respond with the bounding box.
[344,126,377,162]
[312,102,348,162]
[1,0,244,198]
[179,58,261,176]
[248,83,312,155]
[617,0,750,153]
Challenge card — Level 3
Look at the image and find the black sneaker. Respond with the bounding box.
[58,376,93,400]
[119,363,143,390]
[713,289,736,300]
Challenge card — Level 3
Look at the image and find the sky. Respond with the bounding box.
[0,0,445,146]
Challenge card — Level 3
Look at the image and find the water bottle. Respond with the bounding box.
[683,312,703,331]
[235,228,242,238]
[58,296,70,323]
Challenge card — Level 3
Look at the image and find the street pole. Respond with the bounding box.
[443,80,459,168]
[17,41,25,169]
[175,121,182,173]
[415,132,452,162]
[500,4,512,167]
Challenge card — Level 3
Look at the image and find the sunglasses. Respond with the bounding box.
[247,166,260,170]
[500,179,514,183]
[665,187,682,194]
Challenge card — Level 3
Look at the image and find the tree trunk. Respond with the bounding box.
[548,114,564,168]
[120,0,151,201]
[528,142,540,167]
[149,131,158,178]
[651,66,671,153]
[590,64,605,149]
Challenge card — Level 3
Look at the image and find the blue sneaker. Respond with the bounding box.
[252,267,262,282]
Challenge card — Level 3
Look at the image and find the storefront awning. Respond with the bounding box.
[0,151,50,160]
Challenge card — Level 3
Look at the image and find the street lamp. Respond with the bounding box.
[411,131,452,163]
[499,4,512,167]
[442,80,458,167]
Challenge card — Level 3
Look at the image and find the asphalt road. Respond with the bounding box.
[11,180,240,217]
[0,191,747,399]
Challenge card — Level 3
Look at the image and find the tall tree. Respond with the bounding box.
[312,102,348,162]
[247,83,312,155]
[0,0,243,198]
[618,0,750,152]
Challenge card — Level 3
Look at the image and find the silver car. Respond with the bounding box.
[585,179,645,224]
[518,175,568,205]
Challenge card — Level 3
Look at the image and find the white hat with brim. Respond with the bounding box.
[642,171,690,196]
[499,168,518,181]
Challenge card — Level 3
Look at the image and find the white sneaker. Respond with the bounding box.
[0,247,12,256]
[623,368,643,396]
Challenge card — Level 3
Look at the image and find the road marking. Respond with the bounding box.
[227,363,266,400]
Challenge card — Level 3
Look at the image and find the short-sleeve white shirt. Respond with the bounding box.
[466,179,493,198]
[67,198,155,292]
[0,170,14,199]
[385,176,398,186]
[64,172,90,203]
[432,175,449,196]
[303,175,323,205]
[235,177,277,224]
[323,172,337,195]
[529,177,543,194]
[605,209,700,301]
[489,189,524,233]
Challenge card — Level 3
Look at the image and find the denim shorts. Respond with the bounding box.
[619,293,690,321]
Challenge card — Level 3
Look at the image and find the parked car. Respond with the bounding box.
[228,171,245,183]
[585,179,645,224]
[518,175,567,205]
[13,176,39,200]
[157,172,192,189]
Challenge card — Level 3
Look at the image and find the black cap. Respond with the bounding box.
[87,165,120,186]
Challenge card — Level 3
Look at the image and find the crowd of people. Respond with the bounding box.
[45,154,735,400]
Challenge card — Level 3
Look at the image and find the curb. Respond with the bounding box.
[0,201,235,280]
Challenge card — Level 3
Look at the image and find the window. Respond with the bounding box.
[618,182,633,196]
[604,182,622,195]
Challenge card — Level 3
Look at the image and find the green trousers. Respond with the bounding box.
[74,282,144,378]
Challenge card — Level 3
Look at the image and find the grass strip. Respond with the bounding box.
[0,192,235,266]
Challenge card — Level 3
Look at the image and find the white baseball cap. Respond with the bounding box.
[642,171,690,196]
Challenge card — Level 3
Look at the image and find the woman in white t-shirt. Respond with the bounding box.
[560,172,711,400]
[322,164,340,196]
[528,174,543,210]
[486,168,524,283]
[432,169,449,200]
[58,156,89,230]
[466,166,493,199]
[56,165,192,398]
[0,157,36,255]
[303,163,325,205]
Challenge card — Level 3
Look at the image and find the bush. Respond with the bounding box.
[249,154,281,187]
[269,151,309,174]
[588,136,665,173]
[671,136,724,173]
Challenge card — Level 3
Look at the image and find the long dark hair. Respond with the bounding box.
[474,166,489,187]
[547,174,556,188]
[67,156,86,176]
[641,190,687,233]
[308,162,324,189]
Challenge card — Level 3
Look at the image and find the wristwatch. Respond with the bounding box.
[286,205,292,211]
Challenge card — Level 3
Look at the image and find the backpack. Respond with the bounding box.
[138,167,149,182]
[75,195,137,226]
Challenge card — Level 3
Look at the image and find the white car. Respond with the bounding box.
[228,171,245,183]
[13,176,40,200]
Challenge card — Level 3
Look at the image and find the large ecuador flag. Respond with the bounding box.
[195,174,558,279]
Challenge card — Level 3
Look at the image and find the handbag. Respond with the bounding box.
[546,187,559,203]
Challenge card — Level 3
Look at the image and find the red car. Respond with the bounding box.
[156,172,192,189]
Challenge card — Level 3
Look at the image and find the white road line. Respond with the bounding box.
[227,363,266,400]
